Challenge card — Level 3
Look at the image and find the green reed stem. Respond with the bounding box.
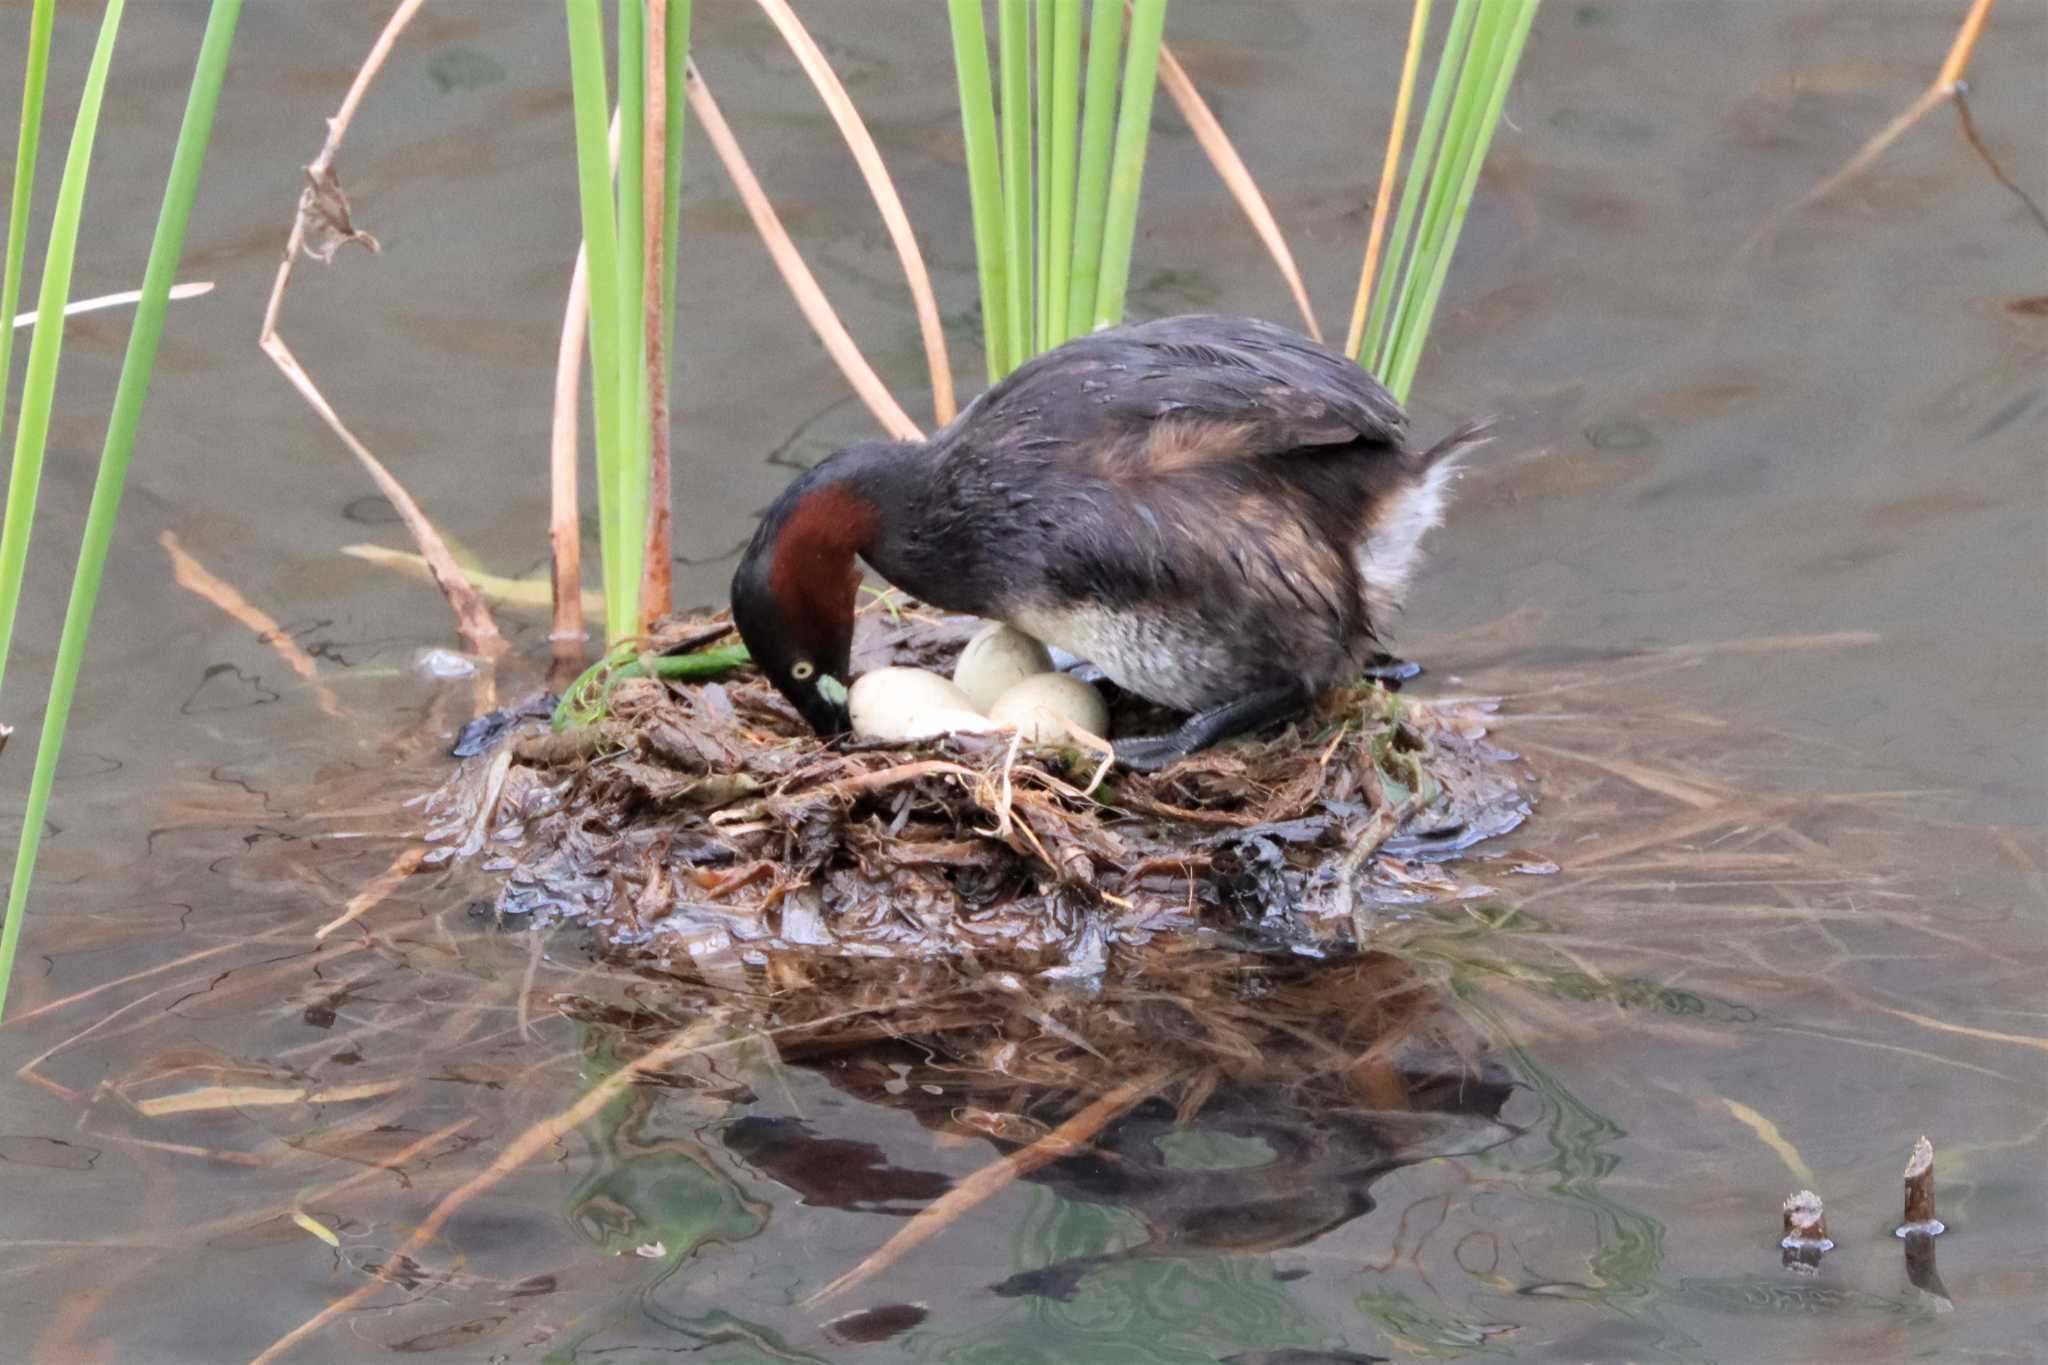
[1384,0,1538,401]
[1362,0,1479,376]
[997,0,1032,372]
[0,0,56,445]
[1033,0,1054,355]
[615,0,648,634]
[947,0,1008,380]
[1043,0,1082,347]
[1064,0,1122,337]
[1,0,242,1021]
[565,0,628,640]
[0,0,125,701]
[1090,0,1166,331]
[661,0,689,360]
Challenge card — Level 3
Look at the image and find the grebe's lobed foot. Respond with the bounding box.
[1112,682,1312,772]
[1360,653,1422,685]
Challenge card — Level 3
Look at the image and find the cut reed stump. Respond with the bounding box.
[1896,1134,1946,1237]
[1778,1188,1832,1273]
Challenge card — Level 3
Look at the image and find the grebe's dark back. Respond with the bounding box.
[731,313,1486,768]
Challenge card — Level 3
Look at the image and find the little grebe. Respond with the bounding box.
[731,313,1485,770]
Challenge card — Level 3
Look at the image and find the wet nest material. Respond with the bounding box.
[429,605,1530,967]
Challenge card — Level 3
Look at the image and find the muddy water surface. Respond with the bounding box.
[1,3,2043,1362]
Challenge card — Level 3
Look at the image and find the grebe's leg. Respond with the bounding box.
[1112,681,1310,772]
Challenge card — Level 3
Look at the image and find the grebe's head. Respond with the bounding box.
[730,461,883,735]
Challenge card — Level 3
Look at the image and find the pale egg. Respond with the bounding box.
[987,672,1111,744]
[952,622,1055,712]
[848,667,1000,742]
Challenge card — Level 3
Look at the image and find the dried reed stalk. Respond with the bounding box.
[753,0,956,424]
[801,1066,1171,1307]
[256,0,504,659]
[686,63,923,442]
[160,531,342,719]
[251,1014,730,1365]
[1156,43,1320,343]
[1746,0,1998,253]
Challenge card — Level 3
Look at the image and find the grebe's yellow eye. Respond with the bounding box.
[790,660,816,681]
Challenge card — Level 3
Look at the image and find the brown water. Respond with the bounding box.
[2,3,2044,1361]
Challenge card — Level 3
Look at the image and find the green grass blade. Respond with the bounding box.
[565,0,625,639]
[1089,0,1166,331]
[1064,0,1122,335]
[997,0,1032,370]
[947,0,1008,380]
[1385,0,1537,401]
[1362,0,1478,375]
[0,0,126,700]
[615,0,647,636]
[0,0,243,1021]
[0,0,56,443]
[1043,0,1082,347]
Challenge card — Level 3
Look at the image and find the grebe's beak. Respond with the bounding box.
[800,673,852,737]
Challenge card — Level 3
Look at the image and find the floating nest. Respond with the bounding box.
[429,603,1531,969]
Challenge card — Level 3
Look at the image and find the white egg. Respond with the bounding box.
[952,622,1055,712]
[848,667,999,742]
[988,672,1111,744]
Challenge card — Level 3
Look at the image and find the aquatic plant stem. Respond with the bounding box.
[565,0,629,640]
[948,0,1007,380]
[1034,0,1055,354]
[1385,0,1537,402]
[0,0,124,704]
[997,0,1032,369]
[1362,0,1477,375]
[0,0,55,450]
[1065,0,1122,339]
[1346,0,1432,362]
[1043,0,1082,346]
[640,0,673,631]
[615,0,649,638]
[0,0,244,1022]
[549,238,591,661]
[1090,0,1167,330]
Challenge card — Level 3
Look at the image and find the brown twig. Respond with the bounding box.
[753,0,956,424]
[640,0,675,631]
[257,0,504,659]
[686,62,923,442]
[250,1015,729,1365]
[801,1067,1172,1307]
[161,532,343,719]
[1157,43,1321,344]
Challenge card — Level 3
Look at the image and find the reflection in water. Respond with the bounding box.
[587,947,1521,1364]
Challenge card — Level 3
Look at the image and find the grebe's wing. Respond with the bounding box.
[950,313,1408,466]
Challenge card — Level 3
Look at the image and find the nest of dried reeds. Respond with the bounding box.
[429,605,1529,969]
